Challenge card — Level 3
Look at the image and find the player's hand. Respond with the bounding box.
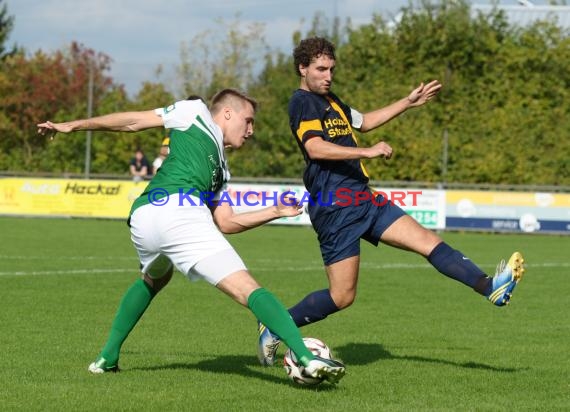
[276,193,303,217]
[366,141,393,160]
[37,121,73,140]
[407,80,442,107]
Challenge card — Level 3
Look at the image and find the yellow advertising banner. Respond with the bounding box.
[446,190,570,207]
[0,178,146,219]
[446,189,570,233]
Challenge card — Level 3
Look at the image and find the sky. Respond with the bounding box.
[4,0,557,97]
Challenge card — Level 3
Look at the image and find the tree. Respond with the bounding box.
[228,13,352,178]
[176,15,269,100]
[0,0,16,60]
[88,81,176,176]
[1,2,568,184]
[0,42,117,172]
[333,0,570,185]
[229,52,302,178]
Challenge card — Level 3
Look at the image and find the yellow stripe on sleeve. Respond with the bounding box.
[296,119,323,142]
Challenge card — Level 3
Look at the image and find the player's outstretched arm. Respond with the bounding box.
[359,80,442,132]
[210,194,303,234]
[305,136,393,161]
[37,110,163,138]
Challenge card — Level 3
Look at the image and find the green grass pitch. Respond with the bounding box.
[0,216,568,411]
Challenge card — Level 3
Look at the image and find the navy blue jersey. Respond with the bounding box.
[289,89,371,217]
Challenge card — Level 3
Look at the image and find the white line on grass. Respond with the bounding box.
[251,261,570,270]
[1,262,567,277]
[0,255,136,261]
[0,268,135,276]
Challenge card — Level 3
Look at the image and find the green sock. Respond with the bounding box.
[248,288,314,366]
[99,278,155,366]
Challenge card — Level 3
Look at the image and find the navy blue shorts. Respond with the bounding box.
[311,194,407,266]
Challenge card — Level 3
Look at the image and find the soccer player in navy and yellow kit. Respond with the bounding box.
[257,37,526,366]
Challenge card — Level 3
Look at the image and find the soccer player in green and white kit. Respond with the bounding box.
[37,89,345,383]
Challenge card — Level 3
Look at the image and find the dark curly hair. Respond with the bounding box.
[293,37,336,77]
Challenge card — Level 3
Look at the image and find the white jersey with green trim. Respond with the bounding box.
[130,99,230,214]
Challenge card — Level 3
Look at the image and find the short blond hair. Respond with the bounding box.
[210,88,258,115]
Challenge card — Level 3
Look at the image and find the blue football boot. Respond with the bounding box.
[488,251,525,306]
[257,321,281,366]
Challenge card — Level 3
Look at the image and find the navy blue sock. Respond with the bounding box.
[288,289,339,327]
[427,242,491,295]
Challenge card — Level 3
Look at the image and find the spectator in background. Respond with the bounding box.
[152,137,170,176]
[129,148,151,182]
